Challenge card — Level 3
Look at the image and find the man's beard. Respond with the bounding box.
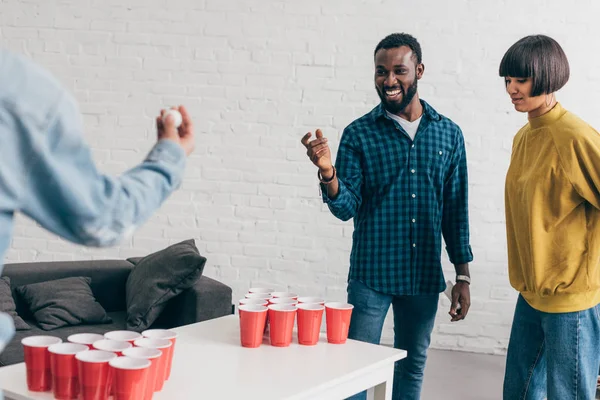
[377,76,418,114]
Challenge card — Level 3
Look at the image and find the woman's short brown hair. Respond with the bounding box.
[499,35,570,97]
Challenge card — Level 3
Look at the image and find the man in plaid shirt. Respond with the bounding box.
[301,33,473,400]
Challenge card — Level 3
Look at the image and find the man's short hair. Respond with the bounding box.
[374,33,422,65]
[499,35,570,96]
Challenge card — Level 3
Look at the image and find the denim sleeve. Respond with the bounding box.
[17,93,186,247]
[0,50,186,248]
[321,128,363,222]
[441,128,473,264]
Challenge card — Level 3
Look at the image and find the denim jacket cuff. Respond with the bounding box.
[146,139,186,167]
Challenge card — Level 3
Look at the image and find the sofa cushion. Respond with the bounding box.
[0,277,30,331]
[125,239,206,331]
[16,277,112,331]
[0,311,127,367]
[3,260,134,315]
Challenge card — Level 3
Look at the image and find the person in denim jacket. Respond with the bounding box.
[0,48,195,362]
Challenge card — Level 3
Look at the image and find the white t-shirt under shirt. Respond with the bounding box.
[386,110,422,141]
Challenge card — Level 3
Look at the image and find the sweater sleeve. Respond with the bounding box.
[557,123,600,210]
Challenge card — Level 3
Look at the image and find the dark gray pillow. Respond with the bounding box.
[125,239,206,331]
[16,277,111,330]
[0,277,30,330]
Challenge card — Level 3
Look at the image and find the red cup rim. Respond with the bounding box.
[297,303,325,311]
[270,292,298,298]
[324,302,354,310]
[268,304,297,312]
[67,333,105,345]
[299,302,326,308]
[48,343,88,355]
[76,350,117,363]
[244,293,271,300]
[21,336,62,348]
[93,339,132,352]
[248,287,274,294]
[122,347,162,360]
[297,297,325,303]
[239,298,268,306]
[239,305,268,312]
[104,331,142,341]
[141,329,178,340]
[268,298,298,304]
[109,356,151,370]
[133,338,172,349]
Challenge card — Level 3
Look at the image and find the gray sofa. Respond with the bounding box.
[0,258,232,366]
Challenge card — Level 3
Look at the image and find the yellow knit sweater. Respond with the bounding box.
[505,102,600,313]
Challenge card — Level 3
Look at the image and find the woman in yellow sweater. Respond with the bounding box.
[501,35,600,399]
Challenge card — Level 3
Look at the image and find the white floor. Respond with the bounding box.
[421,349,505,400]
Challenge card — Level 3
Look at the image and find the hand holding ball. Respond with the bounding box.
[156,105,194,157]
[162,109,182,128]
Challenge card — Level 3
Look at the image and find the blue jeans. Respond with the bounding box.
[345,279,438,400]
[503,295,600,400]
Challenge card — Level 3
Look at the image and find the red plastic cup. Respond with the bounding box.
[325,302,354,344]
[93,339,132,357]
[67,333,105,350]
[265,297,296,333]
[76,350,117,400]
[141,329,178,381]
[21,335,62,392]
[241,297,271,334]
[239,305,268,348]
[92,339,132,397]
[109,357,151,400]
[104,331,142,345]
[239,298,270,329]
[268,304,297,347]
[270,292,298,299]
[248,287,274,295]
[297,303,325,346]
[48,343,88,399]
[297,297,325,305]
[133,338,171,391]
[268,297,298,306]
[122,347,161,400]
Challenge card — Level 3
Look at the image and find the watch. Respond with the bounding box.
[456,275,471,285]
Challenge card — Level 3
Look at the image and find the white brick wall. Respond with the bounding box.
[2,0,600,355]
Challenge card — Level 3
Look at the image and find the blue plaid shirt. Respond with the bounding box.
[322,100,473,295]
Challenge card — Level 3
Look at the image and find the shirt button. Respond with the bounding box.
[411,194,416,198]
[411,169,415,173]
[439,151,443,155]
[412,219,416,223]
[412,144,415,148]
[412,243,416,248]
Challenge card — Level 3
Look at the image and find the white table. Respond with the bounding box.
[0,315,406,400]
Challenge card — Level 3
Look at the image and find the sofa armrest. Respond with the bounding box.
[152,276,233,329]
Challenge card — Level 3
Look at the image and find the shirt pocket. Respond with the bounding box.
[425,144,453,181]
